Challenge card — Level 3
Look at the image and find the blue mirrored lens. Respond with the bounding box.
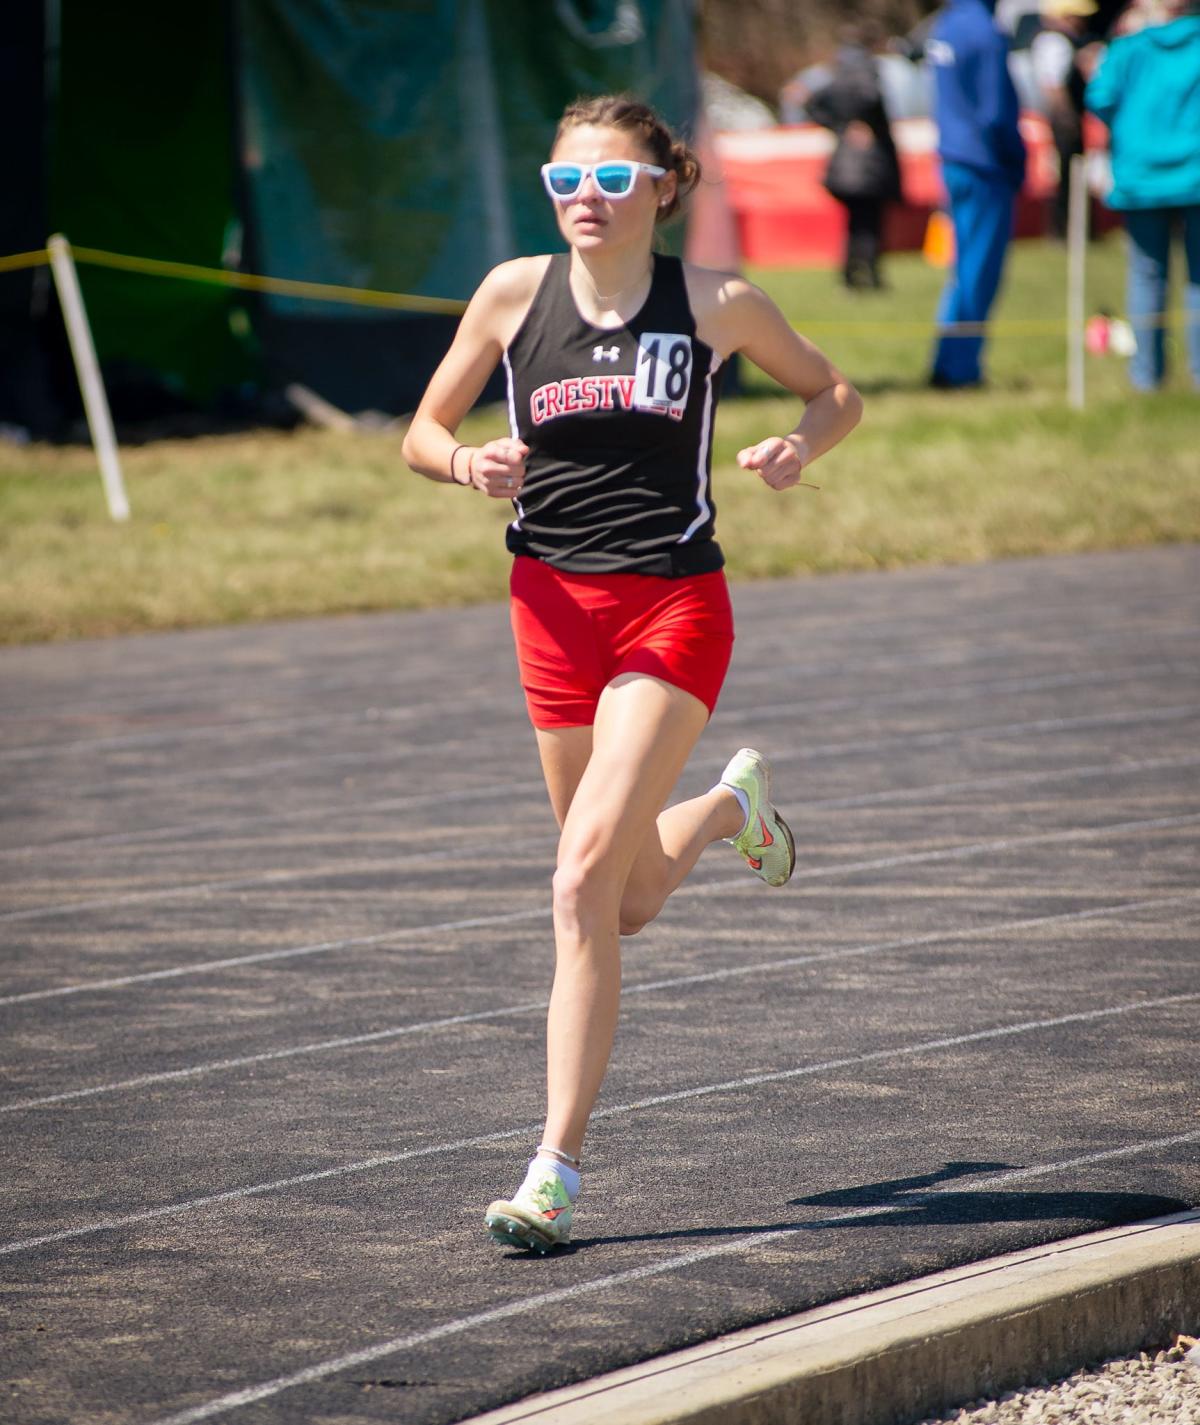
[594,163,634,194]
[547,165,582,196]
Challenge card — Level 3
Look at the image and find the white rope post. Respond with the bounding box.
[1066,154,1088,411]
[47,233,130,521]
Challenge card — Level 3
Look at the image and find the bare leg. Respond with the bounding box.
[537,675,718,1159]
[534,702,742,941]
[618,785,743,936]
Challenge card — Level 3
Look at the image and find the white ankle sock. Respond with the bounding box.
[529,1155,580,1200]
[713,782,751,837]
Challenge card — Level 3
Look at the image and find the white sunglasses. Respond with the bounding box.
[541,160,666,201]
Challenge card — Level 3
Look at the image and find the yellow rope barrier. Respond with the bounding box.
[1,243,1187,335]
[799,316,1070,335]
[0,249,51,274]
[67,245,469,316]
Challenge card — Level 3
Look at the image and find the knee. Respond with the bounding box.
[552,856,620,929]
[551,860,585,922]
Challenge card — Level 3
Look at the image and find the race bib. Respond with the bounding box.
[633,332,692,420]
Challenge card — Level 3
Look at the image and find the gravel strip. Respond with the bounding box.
[918,1336,1200,1424]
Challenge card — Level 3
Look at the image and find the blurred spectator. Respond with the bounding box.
[701,72,776,133]
[780,58,835,125]
[927,0,1027,387]
[786,47,927,124]
[1085,0,1200,389]
[890,8,946,62]
[1032,0,1096,237]
[1110,0,1189,29]
[804,23,903,290]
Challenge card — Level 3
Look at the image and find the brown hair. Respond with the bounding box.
[553,94,701,224]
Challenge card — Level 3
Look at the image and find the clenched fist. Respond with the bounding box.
[469,438,530,498]
[736,435,819,492]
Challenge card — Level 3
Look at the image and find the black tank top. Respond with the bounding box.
[503,253,725,577]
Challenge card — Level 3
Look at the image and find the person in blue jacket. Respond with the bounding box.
[927,0,1027,387]
[1085,1,1200,390]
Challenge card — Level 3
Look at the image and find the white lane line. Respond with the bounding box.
[5,707,1198,923]
[783,704,1198,765]
[10,746,1197,922]
[0,701,462,764]
[737,615,1198,683]
[4,988,1197,1260]
[2,658,1185,803]
[768,810,1200,885]
[4,581,1190,744]
[623,892,1200,995]
[4,893,1195,1115]
[0,1000,547,1114]
[40,699,1200,801]
[711,661,1198,727]
[0,909,547,1007]
[3,655,1186,762]
[5,729,1197,872]
[0,833,551,924]
[144,1124,1200,1425]
[0,777,546,860]
[0,728,528,800]
[4,585,1187,725]
[0,1123,540,1260]
[0,666,463,726]
[4,686,1195,864]
[4,809,1198,1007]
[17,724,1200,899]
[809,751,1200,811]
[586,990,1200,1124]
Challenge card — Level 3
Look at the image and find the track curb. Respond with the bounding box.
[464,1209,1200,1425]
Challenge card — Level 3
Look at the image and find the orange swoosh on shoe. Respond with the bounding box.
[757,815,774,848]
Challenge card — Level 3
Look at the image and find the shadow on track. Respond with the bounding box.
[495,1164,1191,1256]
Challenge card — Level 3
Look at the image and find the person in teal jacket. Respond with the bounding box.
[1086,1,1200,389]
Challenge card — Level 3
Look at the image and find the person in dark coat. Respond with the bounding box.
[805,24,904,290]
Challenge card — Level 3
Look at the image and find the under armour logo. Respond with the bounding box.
[592,344,620,363]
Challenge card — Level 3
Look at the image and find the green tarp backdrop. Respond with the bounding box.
[49,3,252,412]
[240,0,698,306]
[9,0,700,428]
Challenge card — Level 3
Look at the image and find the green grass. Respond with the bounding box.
[2,236,1196,644]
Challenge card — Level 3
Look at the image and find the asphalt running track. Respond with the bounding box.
[1,545,1197,1425]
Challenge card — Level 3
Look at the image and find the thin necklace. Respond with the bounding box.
[575,260,652,306]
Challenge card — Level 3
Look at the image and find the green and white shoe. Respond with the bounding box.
[485,1163,574,1254]
[720,747,796,888]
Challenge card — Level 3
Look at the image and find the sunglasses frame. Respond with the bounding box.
[541,160,667,202]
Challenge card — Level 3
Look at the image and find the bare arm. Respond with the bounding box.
[400,259,539,497]
[699,274,863,490]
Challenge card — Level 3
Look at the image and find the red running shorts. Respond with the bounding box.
[509,554,735,729]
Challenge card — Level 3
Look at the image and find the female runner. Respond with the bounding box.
[402,94,862,1252]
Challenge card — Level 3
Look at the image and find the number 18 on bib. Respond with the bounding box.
[633,332,693,421]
